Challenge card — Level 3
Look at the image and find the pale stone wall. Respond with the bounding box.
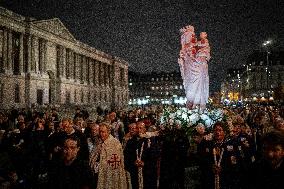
[0,75,25,109]
[46,41,57,71]
[0,7,129,111]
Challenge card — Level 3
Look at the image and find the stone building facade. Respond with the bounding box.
[0,7,129,110]
[221,50,284,103]
[128,71,186,105]
[241,50,284,102]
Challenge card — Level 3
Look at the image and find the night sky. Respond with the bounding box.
[1,0,284,92]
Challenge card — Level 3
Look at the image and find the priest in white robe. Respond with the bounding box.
[97,122,127,189]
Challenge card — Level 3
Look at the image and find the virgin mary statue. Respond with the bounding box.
[178,25,211,110]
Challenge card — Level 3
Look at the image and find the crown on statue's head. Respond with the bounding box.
[180,25,194,34]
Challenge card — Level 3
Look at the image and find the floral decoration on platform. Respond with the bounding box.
[160,106,224,136]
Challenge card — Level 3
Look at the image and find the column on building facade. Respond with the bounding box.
[19,33,24,74]
[124,68,128,87]
[107,64,110,86]
[101,62,105,86]
[74,52,78,81]
[93,60,98,86]
[102,63,106,86]
[26,34,32,73]
[31,35,37,73]
[78,55,82,82]
[82,56,86,82]
[38,38,43,73]
[2,28,7,72]
[88,59,93,85]
[109,63,114,88]
[85,57,88,83]
[69,50,74,80]
[65,48,70,79]
[104,63,108,86]
[106,65,110,87]
[119,67,123,86]
[62,47,66,78]
[43,39,47,73]
[105,64,109,86]
[98,61,101,86]
[123,68,126,87]
[69,49,73,79]
[76,54,81,82]
[7,29,12,73]
[72,52,76,80]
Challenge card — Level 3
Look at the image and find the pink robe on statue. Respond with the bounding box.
[183,54,209,109]
[179,27,210,110]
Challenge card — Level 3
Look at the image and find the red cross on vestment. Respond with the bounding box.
[107,154,121,169]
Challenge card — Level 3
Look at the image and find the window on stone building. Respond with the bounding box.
[66,91,71,104]
[108,65,111,86]
[0,83,3,103]
[12,32,20,75]
[15,84,20,103]
[120,68,124,86]
[88,91,91,103]
[0,28,3,73]
[93,60,97,85]
[81,90,84,103]
[23,35,28,73]
[93,92,97,102]
[74,90,77,103]
[66,49,70,79]
[80,56,84,83]
[86,58,90,83]
[103,64,107,86]
[56,46,61,77]
[98,62,101,86]
[38,38,43,73]
[73,53,76,79]
[37,89,43,105]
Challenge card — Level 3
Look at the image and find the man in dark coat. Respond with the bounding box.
[124,121,160,189]
[48,135,93,189]
[246,131,284,189]
[198,122,246,189]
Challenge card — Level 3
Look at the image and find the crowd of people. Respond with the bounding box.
[0,104,283,189]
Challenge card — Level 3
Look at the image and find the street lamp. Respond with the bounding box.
[262,40,272,92]
[262,40,272,47]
